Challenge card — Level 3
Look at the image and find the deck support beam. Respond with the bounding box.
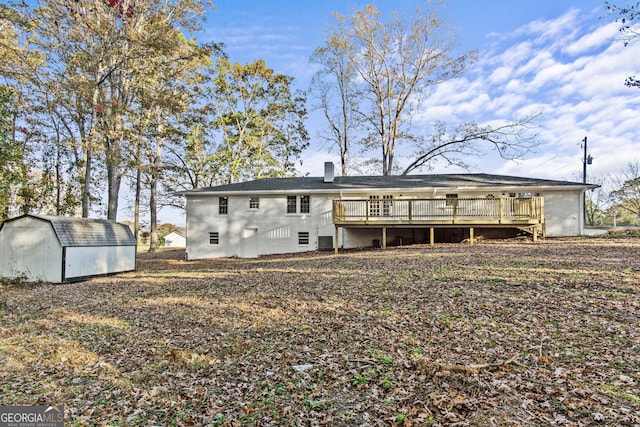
[470,227,474,245]
[382,227,387,250]
[334,226,339,254]
[430,227,434,246]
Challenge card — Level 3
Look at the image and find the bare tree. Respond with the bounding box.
[310,33,359,176]
[606,1,640,88]
[610,160,640,220]
[402,113,541,175]
[314,2,539,176]
[584,176,611,226]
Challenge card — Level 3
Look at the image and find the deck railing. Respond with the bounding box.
[332,197,544,225]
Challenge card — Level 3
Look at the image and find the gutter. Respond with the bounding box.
[181,183,600,197]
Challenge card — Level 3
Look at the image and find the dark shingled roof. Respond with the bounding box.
[2,214,137,247]
[183,173,593,194]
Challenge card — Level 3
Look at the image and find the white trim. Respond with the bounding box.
[183,184,594,197]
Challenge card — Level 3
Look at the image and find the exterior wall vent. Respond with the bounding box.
[324,162,335,183]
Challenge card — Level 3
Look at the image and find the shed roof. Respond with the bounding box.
[182,173,597,195]
[166,231,185,238]
[1,214,136,247]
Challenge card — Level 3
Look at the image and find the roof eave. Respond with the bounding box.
[182,183,599,197]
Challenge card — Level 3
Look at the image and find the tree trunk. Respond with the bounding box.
[149,133,163,253]
[55,130,62,215]
[81,151,91,217]
[107,159,121,221]
[106,135,123,221]
[134,146,141,242]
[149,175,158,252]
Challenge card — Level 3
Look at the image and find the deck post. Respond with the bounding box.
[334,226,339,254]
[430,227,434,246]
[469,227,474,245]
[532,225,538,242]
[366,200,369,222]
[382,227,387,250]
[453,201,458,223]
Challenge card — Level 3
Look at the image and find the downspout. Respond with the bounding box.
[579,188,586,235]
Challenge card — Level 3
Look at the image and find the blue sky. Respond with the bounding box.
[157,1,640,224]
[199,0,639,177]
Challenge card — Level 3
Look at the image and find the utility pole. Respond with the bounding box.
[581,136,593,230]
[582,136,592,184]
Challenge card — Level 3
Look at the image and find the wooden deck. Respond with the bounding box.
[332,197,545,251]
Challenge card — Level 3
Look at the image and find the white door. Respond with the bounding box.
[243,228,258,258]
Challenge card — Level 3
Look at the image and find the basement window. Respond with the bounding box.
[298,231,310,245]
[209,232,219,245]
[445,194,458,206]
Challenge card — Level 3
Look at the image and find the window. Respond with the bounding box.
[515,192,540,198]
[249,197,260,209]
[300,196,310,213]
[287,196,297,214]
[369,195,392,216]
[219,197,228,215]
[287,195,311,214]
[369,195,381,216]
[298,231,310,245]
[445,194,458,206]
[209,232,219,245]
[382,195,393,216]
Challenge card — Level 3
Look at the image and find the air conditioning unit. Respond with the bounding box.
[318,236,333,250]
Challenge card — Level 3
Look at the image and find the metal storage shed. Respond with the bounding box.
[0,214,136,283]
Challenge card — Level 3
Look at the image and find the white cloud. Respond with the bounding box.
[488,66,512,85]
[208,4,640,184]
[563,22,618,56]
[404,6,640,182]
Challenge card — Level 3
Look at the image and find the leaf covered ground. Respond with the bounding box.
[1,237,639,426]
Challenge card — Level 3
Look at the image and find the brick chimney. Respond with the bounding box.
[324,162,335,183]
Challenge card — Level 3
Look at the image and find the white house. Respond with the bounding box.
[0,214,137,283]
[164,231,186,247]
[182,163,598,259]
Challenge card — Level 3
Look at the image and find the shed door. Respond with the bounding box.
[242,228,258,258]
[0,223,62,282]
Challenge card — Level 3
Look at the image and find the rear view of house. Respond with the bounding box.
[182,163,598,259]
[0,214,136,283]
